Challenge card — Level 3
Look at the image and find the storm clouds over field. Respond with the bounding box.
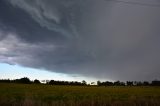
[0,0,160,81]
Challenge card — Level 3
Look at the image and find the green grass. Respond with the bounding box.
[0,83,160,106]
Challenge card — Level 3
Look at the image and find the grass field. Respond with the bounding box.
[0,83,160,106]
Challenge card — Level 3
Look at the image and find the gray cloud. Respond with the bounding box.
[0,0,160,81]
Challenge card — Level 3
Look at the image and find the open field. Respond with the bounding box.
[0,83,160,106]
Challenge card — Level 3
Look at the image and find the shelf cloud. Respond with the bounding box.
[0,0,160,81]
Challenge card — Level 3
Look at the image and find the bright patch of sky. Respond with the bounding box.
[0,63,98,83]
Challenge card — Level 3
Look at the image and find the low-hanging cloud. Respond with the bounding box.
[0,0,160,81]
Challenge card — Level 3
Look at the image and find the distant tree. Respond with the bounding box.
[48,80,55,85]
[136,81,143,86]
[121,82,125,86]
[143,81,150,86]
[0,79,11,83]
[34,79,41,84]
[82,80,87,85]
[97,80,101,86]
[104,81,113,86]
[2,77,160,87]
[126,81,133,86]
[14,77,31,84]
[151,80,160,86]
[114,81,125,86]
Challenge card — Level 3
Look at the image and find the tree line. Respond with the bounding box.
[0,77,87,86]
[0,77,160,86]
[0,77,40,84]
[97,80,160,86]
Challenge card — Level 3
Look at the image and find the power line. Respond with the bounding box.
[105,0,160,7]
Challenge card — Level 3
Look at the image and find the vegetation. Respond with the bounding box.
[0,83,160,106]
[1,77,160,86]
[0,78,160,106]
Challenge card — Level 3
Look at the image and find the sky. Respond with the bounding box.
[0,63,97,83]
[0,0,160,82]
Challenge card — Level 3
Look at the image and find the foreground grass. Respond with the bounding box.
[0,83,160,106]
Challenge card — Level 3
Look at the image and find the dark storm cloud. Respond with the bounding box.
[0,0,160,81]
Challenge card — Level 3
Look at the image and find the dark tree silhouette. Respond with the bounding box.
[82,80,87,85]
[97,81,101,86]
[135,81,143,86]
[104,81,114,86]
[0,79,10,83]
[151,80,160,86]
[126,81,133,86]
[143,81,150,86]
[34,79,41,84]
[0,77,160,86]
[114,81,125,86]
[14,77,31,84]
